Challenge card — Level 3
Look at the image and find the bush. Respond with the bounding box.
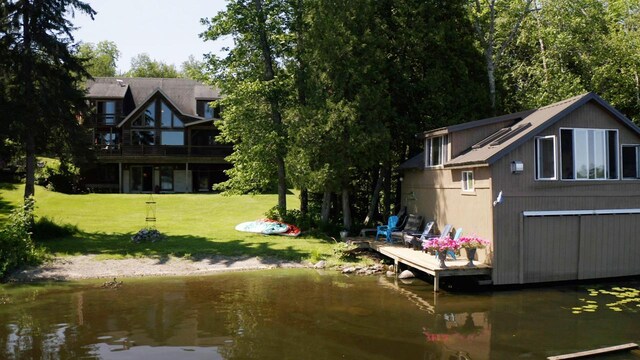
[35,159,85,194]
[0,198,45,278]
[264,206,315,231]
[32,216,79,241]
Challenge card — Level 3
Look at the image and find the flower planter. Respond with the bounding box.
[437,251,448,268]
[465,248,477,267]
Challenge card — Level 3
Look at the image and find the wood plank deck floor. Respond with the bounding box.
[355,239,492,292]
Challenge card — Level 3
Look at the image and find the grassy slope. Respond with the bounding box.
[0,184,335,261]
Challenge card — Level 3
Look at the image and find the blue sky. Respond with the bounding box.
[72,0,231,73]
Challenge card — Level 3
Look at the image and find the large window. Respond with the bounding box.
[132,130,155,145]
[535,136,556,180]
[161,131,184,146]
[95,132,120,148]
[132,102,155,127]
[560,128,618,180]
[462,171,474,192]
[622,145,640,179]
[97,101,117,125]
[160,101,184,128]
[425,135,448,167]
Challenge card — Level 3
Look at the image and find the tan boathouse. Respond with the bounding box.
[401,93,640,285]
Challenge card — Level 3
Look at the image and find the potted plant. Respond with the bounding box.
[458,235,489,266]
[423,236,461,268]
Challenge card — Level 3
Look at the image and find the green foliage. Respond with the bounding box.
[1,0,96,199]
[0,198,44,278]
[35,158,84,194]
[76,40,120,77]
[332,242,357,260]
[126,53,180,78]
[32,216,79,241]
[264,206,314,230]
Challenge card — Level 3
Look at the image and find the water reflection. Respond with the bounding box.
[1,271,640,359]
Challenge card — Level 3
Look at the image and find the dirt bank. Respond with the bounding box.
[6,255,307,282]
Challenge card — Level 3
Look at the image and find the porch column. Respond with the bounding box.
[185,162,189,193]
[118,162,122,193]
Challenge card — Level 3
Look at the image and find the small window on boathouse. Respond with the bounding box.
[462,171,474,192]
[535,135,557,180]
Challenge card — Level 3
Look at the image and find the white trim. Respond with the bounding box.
[534,135,557,180]
[523,209,640,217]
[461,170,474,192]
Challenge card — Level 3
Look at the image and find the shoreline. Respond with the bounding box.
[6,255,308,282]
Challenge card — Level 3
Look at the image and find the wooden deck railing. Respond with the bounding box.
[96,145,232,157]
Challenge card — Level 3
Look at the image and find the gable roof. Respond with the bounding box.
[420,109,536,138]
[443,93,640,168]
[115,88,206,128]
[86,77,221,118]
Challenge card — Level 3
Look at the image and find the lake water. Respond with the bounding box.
[1,269,639,359]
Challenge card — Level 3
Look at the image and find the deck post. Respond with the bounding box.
[394,259,399,274]
[118,162,122,193]
[434,273,440,292]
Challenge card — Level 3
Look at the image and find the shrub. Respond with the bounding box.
[35,159,85,194]
[32,216,79,241]
[0,198,45,278]
[264,206,315,231]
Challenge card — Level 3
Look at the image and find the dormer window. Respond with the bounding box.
[197,100,221,118]
[96,100,117,125]
[425,135,448,167]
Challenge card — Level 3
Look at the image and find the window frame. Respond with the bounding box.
[461,170,474,192]
[559,127,619,181]
[160,166,174,191]
[425,135,448,168]
[534,135,557,180]
[161,130,185,146]
[621,144,640,180]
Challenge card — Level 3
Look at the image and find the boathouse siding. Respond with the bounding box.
[490,102,640,285]
[401,94,640,286]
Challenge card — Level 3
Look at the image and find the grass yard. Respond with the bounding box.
[0,184,337,262]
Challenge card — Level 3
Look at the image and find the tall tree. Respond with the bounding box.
[468,0,533,113]
[2,0,95,199]
[202,0,292,213]
[76,40,120,77]
[126,53,180,78]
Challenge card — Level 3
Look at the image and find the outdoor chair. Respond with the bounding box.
[423,224,452,256]
[432,226,461,260]
[391,214,423,243]
[403,221,434,249]
[375,215,400,242]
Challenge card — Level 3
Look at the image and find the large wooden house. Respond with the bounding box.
[400,93,640,285]
[82,77,232,193]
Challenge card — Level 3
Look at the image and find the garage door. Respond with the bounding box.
[522,210,640,283]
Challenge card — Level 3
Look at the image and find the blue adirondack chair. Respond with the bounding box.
[375,215,399,242]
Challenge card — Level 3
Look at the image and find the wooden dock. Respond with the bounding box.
[363,240,492,292]
[547,343,639,359]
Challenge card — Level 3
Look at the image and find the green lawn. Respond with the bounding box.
[0,184,336,262]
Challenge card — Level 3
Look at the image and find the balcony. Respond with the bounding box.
[96,144,232,158]
[85,114,125,127]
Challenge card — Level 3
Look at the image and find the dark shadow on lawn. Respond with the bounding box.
[36,231,312,265]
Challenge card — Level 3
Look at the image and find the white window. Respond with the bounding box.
[560,128,618,180]
[462,171,474,192]
[425,135,448,167]
[622,145,640,179]
[535,136,556,180]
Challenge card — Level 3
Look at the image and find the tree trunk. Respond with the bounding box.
[341,188,351,231]
[485,48,496,114]
[254,0,287,214]
[382,162,392,219]
[22,0,35,199]
[321,190,331,224]
[364,167,383,225]
[299,187,308,216]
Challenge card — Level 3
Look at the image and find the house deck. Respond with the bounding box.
[359,240,492,292]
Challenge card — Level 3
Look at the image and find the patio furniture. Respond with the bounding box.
[432,227,461,260]
[391,214,423,243]
[375,215,400,242]
[403,221,435,249]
